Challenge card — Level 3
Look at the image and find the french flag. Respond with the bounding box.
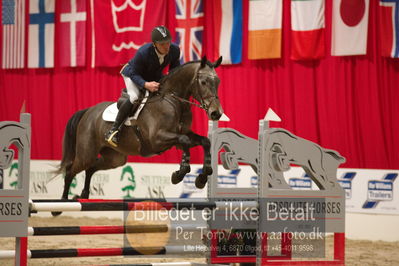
[379,0,399,58]
[213,0,243,64]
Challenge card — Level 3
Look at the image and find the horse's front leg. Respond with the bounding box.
[171,148,191,185]
[154,132,192,185]
[186,132,212,189]
[156,131,209,188]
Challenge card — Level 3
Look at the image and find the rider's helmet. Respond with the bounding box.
[151,26,172,43]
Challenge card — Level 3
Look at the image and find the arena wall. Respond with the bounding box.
[1,160,398,241]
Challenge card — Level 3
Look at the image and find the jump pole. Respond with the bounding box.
[27,224,202,236]
[90,263,213,266]
[0,245,207,259]
[29,200,257,212]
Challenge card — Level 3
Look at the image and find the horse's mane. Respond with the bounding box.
[159,59,214,85]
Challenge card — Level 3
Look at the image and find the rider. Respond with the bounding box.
[105,26,181,147]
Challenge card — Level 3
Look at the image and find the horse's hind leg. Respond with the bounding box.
[61,167,75,199]
[52,157,95,216]
[79,163,99,199]
[52,166,78,216]
[79,148,127,199]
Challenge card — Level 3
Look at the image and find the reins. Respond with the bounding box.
[169,93,208,111]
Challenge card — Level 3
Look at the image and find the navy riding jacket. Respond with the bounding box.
[121,43,181,91]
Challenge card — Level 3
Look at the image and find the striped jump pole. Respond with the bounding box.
[31,198,169,203]
[27,224,203,236]
[97,263,212,266]
[29,200,258,213]
[0,245,207,259]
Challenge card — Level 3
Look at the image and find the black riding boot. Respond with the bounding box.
[105,100,133,147]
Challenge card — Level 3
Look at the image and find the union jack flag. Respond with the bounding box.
[175,0,204,63]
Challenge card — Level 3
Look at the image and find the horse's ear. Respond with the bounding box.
[213,56,223,68]
[200,55,207,68]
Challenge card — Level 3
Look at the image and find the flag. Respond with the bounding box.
[291,0,325,60]
[175,0,204,63]
[92,0,166,67]
[213,0,243,64]
[57,0,86,67]
[379,0,399,58]
[28,0,55,68]
[248,0,282,59]
[2,0,25,69]
[331,0,370,56]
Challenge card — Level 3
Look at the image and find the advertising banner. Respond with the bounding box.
[3,160,399,215]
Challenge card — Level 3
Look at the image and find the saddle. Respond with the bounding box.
[102,88,148,125]
[117,88,154,156]
[117,88,145,116]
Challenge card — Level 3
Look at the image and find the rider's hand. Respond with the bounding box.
[144,81,160,92]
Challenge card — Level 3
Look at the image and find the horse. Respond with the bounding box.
[55,56,224,205]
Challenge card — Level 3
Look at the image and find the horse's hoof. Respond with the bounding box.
[171,171,185,184]
[72,195,81,200]
[51,211,62,217]
[195,174,208,189]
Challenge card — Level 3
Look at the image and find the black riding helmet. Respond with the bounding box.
[151,26,172,43]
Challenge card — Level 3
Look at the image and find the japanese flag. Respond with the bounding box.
[331,0,370,56]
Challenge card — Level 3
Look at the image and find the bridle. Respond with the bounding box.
[169,71,219,112]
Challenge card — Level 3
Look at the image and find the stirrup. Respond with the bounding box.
[106,130,119,147]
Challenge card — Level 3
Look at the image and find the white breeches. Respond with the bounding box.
[122,75,140,103]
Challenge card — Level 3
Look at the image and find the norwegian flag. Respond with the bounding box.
[175,0,204,63]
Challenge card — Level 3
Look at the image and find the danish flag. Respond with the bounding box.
[175,0,204,63]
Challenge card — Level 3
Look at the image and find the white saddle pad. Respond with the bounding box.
[102,102,127,123]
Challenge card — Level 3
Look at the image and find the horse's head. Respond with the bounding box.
[192,56,224,121]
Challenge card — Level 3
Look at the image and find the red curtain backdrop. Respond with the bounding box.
[1,0,398,169]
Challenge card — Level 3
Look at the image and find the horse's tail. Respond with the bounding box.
[55,108,89,175]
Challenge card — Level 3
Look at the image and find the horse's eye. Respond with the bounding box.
[201,80,206,85]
